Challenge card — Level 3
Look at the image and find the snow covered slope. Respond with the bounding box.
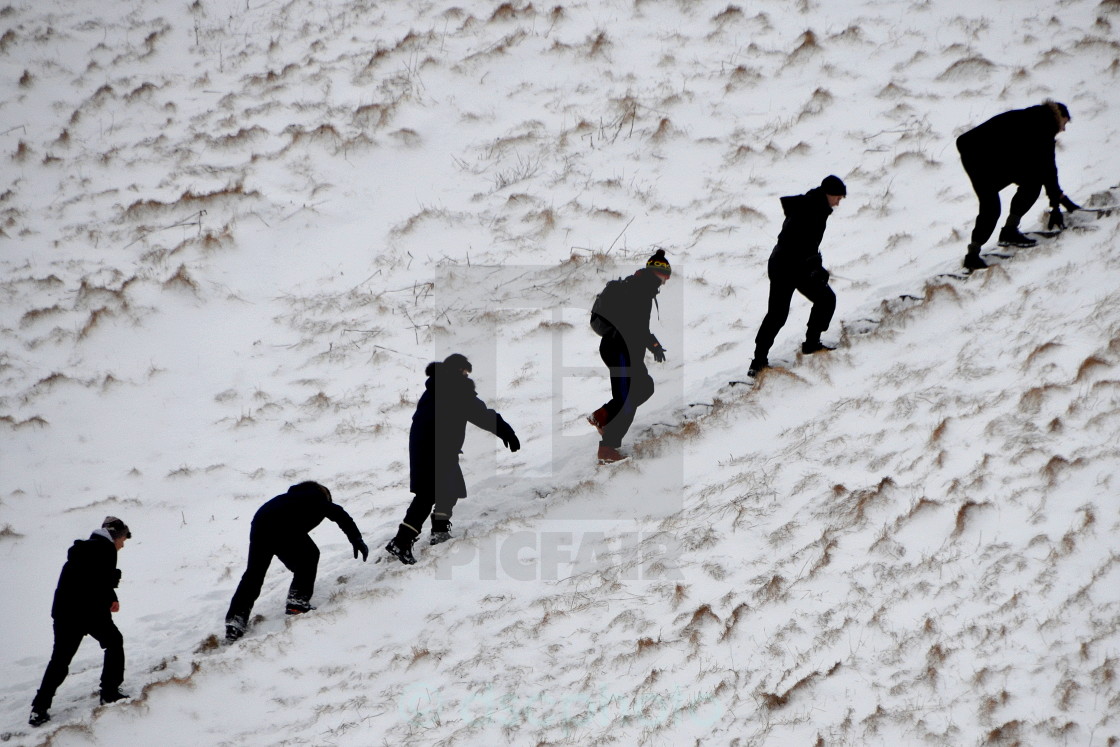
[2,0,1118,743]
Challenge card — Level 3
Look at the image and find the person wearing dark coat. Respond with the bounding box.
[956,100,1080,270]
[224,481,367,641]
[385,354,520,565]
[748,176,846,377]
[30,517,132,728]
[586,250,671,464]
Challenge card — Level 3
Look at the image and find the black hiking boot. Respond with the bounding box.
[225,614,248,642]
[285,597,316,615]
[29,709,50,727]
[430,518,453,546]
[963,244,988,270]
[747,357,768,377]
[997,227,1037,248]
[801,340,835,355]
[99,689,129,705]
[386,536,417,565]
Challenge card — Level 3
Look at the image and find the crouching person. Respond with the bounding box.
[224,481,368,642]
[30,517,132,728]
[385,354,520,565]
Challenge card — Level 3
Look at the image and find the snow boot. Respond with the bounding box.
[997,227,1037,248]
[225,614,248,642]
[963,244,988,270]
[586,407,608,435]
[597,444,627,464]
[29,709,50,727]
[747,357,769,377]
[801,339,835,355]
[386,532,417,565]
[430,517,453,546]
[99,689,129,705]
[285,596,316,615]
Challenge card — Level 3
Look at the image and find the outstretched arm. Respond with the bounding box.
[465,397,520,452]
[326,503,368,561]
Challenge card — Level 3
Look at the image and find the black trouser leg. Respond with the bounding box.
[754,261,796,361]
[401,492,436,536]
[961,154,1008,247]
[86,617,124,694]
[275,534,319,607]
[226,534,275,623]
[1005,182,1042,228]
[799,274,836,339]
[32,621,84,711]
[599,338,653,448]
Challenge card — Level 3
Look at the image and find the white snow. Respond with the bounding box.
[2,0,1118,744]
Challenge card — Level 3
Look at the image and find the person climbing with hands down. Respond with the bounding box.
[385,354,520,565]
[224,481,368,642]
[956,100,1080,270]
[749,176,845,378]
[587,250,671,464]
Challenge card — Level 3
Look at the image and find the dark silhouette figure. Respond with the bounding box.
[956,100,1079,269]
[749,176,846,376]
[30,517,132,728]
[225,482,367,641]
[385,354,520,564]
[587,250,671,463]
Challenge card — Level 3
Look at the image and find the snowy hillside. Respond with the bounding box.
[2,0,1119,744]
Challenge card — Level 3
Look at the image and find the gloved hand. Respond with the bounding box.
[1048,208,1065,230]
[810,266,830,283]
[496,415,520,452]
[651,344,667,363]
[352,539,369,561]
[1060,195,1081,212]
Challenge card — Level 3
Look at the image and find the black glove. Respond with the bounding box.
[810,266,830,283]
[1060,195,1080,212]
[651,344,667,363]
[496,415,520,452]
[1048,208,1065,231]
[352,538,369,561]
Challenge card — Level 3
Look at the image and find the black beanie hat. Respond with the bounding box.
[821,175,847,196]
[645,249,671,277]
[443,353,472,373]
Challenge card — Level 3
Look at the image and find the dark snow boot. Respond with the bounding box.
[225,614,248,642]
[801,339,835,355]
[997,227,1037,248]
[430,517,453,546]
[285,596,316,615]
[29,709,50,727]
[99,689,129,705]
[747,357,769,377]
[387,535,418,564]
[963,244,988,270]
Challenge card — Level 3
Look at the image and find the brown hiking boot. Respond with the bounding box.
[597,444,627,464]
[587,407,608,435]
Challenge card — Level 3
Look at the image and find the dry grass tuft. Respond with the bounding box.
[1074,354,1109,382]
[163,264,200,293]
[953,500,990,536]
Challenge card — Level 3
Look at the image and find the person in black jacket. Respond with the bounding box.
[225,481,367,641]
[749,176,846,377]
[30,517,132,728]
[586,250,670,464]
[956,100,1080,270]
[385,354,520,565]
